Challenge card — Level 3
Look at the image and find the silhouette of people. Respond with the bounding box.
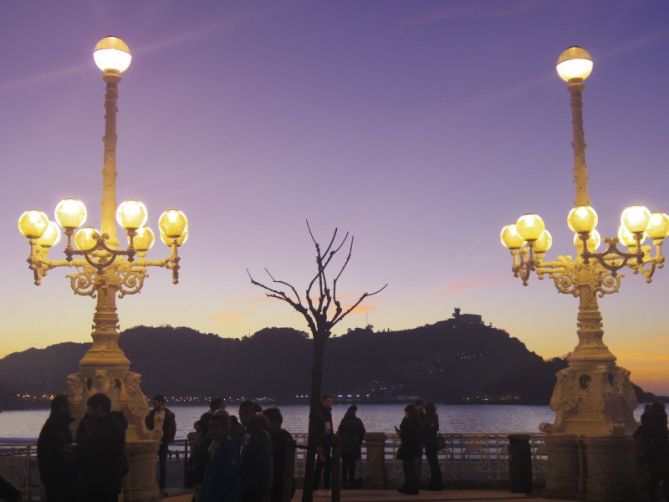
[145,394,177,495]
[263,407,295,502]
[37,394,78,501]
[423,403,442,490]
[634,402,669,502]
[239,400,273,502]
[75,393,127,502]
[337,405,366,489]
[397,404,421,495]
[313,394,334,490]
[200,410,241,502]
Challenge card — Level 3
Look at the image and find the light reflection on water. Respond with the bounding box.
[0,404,647,440]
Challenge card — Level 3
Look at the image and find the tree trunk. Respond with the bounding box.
[302,333,327,502]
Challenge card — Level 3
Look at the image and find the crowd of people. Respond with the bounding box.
[29,391,669,502]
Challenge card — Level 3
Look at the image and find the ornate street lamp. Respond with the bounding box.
[499,46,668,501]
[17,36,188,500]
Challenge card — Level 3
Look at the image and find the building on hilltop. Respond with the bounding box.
[452,307,483,326]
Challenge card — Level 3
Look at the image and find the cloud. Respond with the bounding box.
[442,273,511,296]
[405,0,552,25]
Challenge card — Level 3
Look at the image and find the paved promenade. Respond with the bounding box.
[166,490,576,501]
[302,490,576,501]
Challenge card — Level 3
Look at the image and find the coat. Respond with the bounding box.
[337,416,366,457]
[145,407,177,445]
[37,412,77,492]
[76,412,127,496]
[240,415,273,499]
[397,417,422,460]
[269,428,294,502]
[200,435,241,502]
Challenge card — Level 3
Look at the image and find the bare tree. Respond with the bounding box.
[248,222,387,502]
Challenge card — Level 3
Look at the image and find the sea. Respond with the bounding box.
[0,404,648,441]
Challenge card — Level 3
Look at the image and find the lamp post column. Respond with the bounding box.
[568,81,590,208]
[101,72,120,247]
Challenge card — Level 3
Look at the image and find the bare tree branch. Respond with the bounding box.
[264,268,302,305]
[331,283,388,327]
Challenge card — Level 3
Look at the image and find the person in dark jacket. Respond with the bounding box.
[200,398,226,436]
[313,394,334,490]
[37,394,78,501]
[337,405,366,489]
[200,410,241,502]
[76,393,127,502]
[145,394,177,495]
[397,404,421,495]
[423,403,442,490]
[263,407,295,502]
[239,400,273,502]
[634,402,669,502]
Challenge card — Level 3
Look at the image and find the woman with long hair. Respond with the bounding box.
[397,404,422,495]
[423,403,443,490]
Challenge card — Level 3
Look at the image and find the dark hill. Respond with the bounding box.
[0,319,662,408]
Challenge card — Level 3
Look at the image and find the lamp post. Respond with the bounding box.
[17,36,189,501]
[500,46,669,501]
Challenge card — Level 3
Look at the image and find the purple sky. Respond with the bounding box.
[1,0,669,392]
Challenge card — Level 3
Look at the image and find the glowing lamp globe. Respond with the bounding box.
[94,36,132,74]
[621,206,651,234]
[500,224,525,250]
[116,200,148,230]
[159,209,188,239]
[54,199,87,229]
[160,228,189,247]
[74,227,100,251]
[516,214,545,242]
[556,46,593,82]
[18,210,49,239]
[646,212,669,240]
[573,230,601,253]
[568,206,598,233]
[618,225,645,248]
[132,226,155,252]
[37,221,62,248]
[534,230,553,253]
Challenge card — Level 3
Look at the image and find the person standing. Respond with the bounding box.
[263,408,295,502]
[37,394,78,501]
[200,411,241,502]
[313,394,334,490]
[634,402,669,502]
[201,398,226,436]
[76,393,127,502]
[239,401,273,502]
[397,404,421,495]
[423,403,442,490]
[145,394,177,496]
[337,405,366,489]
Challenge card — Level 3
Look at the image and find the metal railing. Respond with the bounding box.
[0,432,546,499]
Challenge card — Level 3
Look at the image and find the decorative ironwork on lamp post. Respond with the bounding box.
[499,46,669,436]
[16,36,189,500]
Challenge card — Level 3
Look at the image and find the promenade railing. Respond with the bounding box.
[0,432,546,498]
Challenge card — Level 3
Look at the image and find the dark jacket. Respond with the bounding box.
[146,407,177,444]
[422,414,439,450]
[76,412,127,496]
[201,435,241,502]
[634,423,669,470]
[314,406,334,449]
[397,417,422,460]
[240,415,273,499]
[337,416,366,457]
[269,428,294,502]
[37,412,77,491]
